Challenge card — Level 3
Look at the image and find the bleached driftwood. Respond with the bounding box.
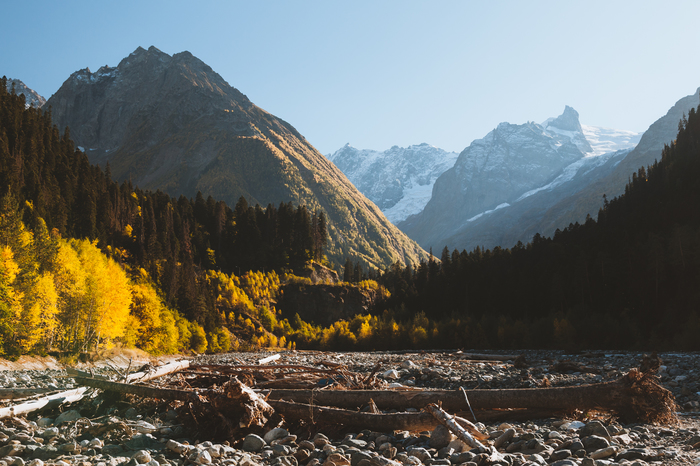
[0,387,88,419]
[258,354,281,365]
[125,359,190,383]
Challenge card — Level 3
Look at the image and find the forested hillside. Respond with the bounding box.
[0,77,353,358]
[371,109,700,350]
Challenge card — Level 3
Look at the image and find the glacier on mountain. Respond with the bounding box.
[327,143,458,223]
[398,106,643,251]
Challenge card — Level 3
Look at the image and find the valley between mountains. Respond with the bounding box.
[3,44,700,360]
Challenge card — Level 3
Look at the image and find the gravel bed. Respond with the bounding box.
[0,350,698,466]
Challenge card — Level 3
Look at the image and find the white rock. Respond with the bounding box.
[383,369,400,380]
[132,450,152,464]
[400,360,419,370]
[562,420,585,430]
[190,449,212,465]
[133,420,157,433]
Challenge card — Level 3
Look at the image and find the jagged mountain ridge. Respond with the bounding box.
[399,106,598,249]
[400,89,697,253]
[529,87,700,239]
[327,143,459,223]
[4,78,46,108]
[45,46,428,269]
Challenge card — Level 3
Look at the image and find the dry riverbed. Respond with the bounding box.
[0,350,699,466]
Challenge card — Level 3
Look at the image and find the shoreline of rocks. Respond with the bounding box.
[0,350,698,466]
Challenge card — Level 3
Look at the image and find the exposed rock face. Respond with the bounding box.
[400,88,695,253]
[5,78,46,108]
[524,87,700,242]
[45,46,427,269]
[296,262,340,284]
[277,283,378,326]
[328,143,459,223]
[400,107,589,250]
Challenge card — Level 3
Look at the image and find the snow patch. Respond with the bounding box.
[466,203,511,223]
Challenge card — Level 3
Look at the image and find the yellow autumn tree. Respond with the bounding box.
[129,276,179,354]
[53,239,132,352]
[0,246,23,357]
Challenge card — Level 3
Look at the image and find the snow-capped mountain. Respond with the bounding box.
[327,143,458,223]
[4,79,46,108]
[399,106,643,251]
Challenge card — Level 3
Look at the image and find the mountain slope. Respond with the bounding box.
[45,46,427,268]
[327,143,458,223]
[4,78,46,108]
[399,106,592,249]
[528,87,700,238]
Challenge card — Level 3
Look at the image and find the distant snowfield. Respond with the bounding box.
[331,121,641,226]
[582,124,641,156]
[383,183,435,224]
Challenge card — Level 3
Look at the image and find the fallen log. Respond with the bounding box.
[426,403,487,452]
[266,369,677,424]
[73,377,201,402]
[269,399,444,431]
[258,354,281,365]
[125,359,191,383]
[0,388,56,400]
[191,364,340,374]
[0,387,88,419]
[458,353,520,362]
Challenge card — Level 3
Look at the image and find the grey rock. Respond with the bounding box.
[406,447,431,463]
[272,457,297,466]
[342,438,368,449]
[264,428,290,444]
[582,435,609,451]
[589,445,617,459]
[271,444,291,457]
[28,445,58,461]
[351,451,373,466]
[428,425,453,450]
[242,434,266,453]
[102,444,125,456]
[54,410,81,425]
[125,434,164,451]
[548,461,577,466]
[494,428,516,449]
[548,450,571,462]
[579,421,610,438]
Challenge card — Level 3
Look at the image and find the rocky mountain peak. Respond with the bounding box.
[45,47,428,269]
[548,105,583,132]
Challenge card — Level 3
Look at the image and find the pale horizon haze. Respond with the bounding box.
[2,1,700,155]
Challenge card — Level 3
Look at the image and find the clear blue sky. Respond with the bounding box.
[3,1,700,155]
